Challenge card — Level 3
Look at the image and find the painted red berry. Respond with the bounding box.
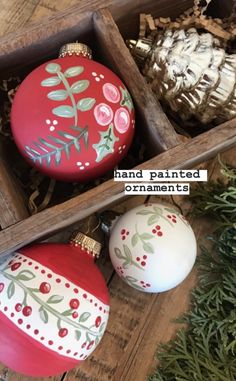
[15,303,22,312]
[173,219,177,223]
[72,311,79,319]
[143,255,147,260]
[157,231,163,237]
[121,229,126,235]
[152,229,156,234]
[22,306,32,317]
[0,283,4,293]
[167,215,172,219]
[156,225,161,230]
[141,261,146,267]
[59,328,68,338]
[11,262,21,271]
[136,257,140,262]
[126,231,130,235]
[95,316,102,327]
[122,236,125,240]
[69,298,80,309]
[81,342,87,348]
[87,340,95,350]
[39,282,51,294]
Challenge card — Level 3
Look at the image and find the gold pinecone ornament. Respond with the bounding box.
[127,0,236,125]
[128,28,236,124]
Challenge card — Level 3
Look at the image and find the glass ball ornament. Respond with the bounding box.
[0,232,109,377]
[109,203,197,293]
[11,43,135,182]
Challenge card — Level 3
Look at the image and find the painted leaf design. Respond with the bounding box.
[148,215,159,225]
[131,233,139,247]
[79,312,91,322]
[136,210,153,215]
[86,332,92,343]
[39,307,49,323]
[123,244,132,262]
[120,86,133,112]
[52,105,75,118]
[140,233,154,240]
[93,123,119,163]
[114,247,123,259]
[45,63,61,73]
[7,282,15,299]
[75,330,81,341]
[99,322,106,333]
[62,309,73,316]
[64,66,84,77]
[154,206,162,214]
[77,97,96,111]
[95,336,100,345]
[143,242,155,254]
[47,90,68,101]
[71,80,89,94]
[17,270,35,281]
[126,276,138,282]
[41,77,61,87]
[47,295,64,304]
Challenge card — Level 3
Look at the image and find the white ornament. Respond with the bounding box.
[109,203,197,293]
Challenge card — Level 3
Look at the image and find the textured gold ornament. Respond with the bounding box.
[127,1,236,124]
[70,232,101,258]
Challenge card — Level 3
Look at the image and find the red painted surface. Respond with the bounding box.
[0,311,78,377]
[11,55,135,182]
[20,243,109,305]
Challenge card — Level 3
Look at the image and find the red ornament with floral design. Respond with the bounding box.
[0,231,109,377]
[11,43,135,181]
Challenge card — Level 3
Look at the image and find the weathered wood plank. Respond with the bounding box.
[63,148,235,381]
[93,8,180,153]
[0,144,29,228]
[0,118,235,256]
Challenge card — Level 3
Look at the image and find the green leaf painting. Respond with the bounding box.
[25,126,88,167]
[46,63,61,74]
[41,63,93,144]
[17,270,35,281]
[131,224,155,254]
[47,295,64,304]
[41,77,61,87]
[47,89,68,101]
[121,275,144,291]
[39,307,49,323]
[120,86,134,112]
[71,80,89,94]
[7,282,15,299]
[114,244,144,270]
[52,105,75,118]
[79,312,91,322]
[77,98,96,111]
[137,207,174,227]
[64,66,84,77]
[93,123,119,163]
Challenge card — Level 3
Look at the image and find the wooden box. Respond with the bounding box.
[0,0,235,256]
[0,1,235,380]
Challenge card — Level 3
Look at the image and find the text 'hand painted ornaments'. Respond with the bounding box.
[108,203,197,293]
[0,230,109,377]
[11,43,135,182]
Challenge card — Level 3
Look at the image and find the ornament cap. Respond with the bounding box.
[59,43,92,59]
[126,38,152,67]
[70,232,101,258]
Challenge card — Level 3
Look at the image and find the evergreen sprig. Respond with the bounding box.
[149,159,236,381]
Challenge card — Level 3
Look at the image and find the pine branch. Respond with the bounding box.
[25,126,88,166]
[149,159,236,381]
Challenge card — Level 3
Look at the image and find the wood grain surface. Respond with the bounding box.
[0,118,235,257]
[0,1,235,381]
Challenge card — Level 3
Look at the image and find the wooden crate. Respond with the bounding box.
[0,0,235,254]
[0,1,235,381]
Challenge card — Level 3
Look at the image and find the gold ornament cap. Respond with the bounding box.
[70,232,102,259]
[59,43,92,59]
[126,38,152,67]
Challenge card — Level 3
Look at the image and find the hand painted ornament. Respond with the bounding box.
[109,203,197,293]
[11,43,135,181]
[0,232,109,376]
[128,28,236,124]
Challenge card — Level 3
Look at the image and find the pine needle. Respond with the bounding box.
[149,159,236,381]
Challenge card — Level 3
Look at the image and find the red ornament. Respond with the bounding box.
[11,43,135,182]
[0,233,109,377]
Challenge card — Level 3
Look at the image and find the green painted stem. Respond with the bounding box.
[2,271,101,338]
[57,71,78,126]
